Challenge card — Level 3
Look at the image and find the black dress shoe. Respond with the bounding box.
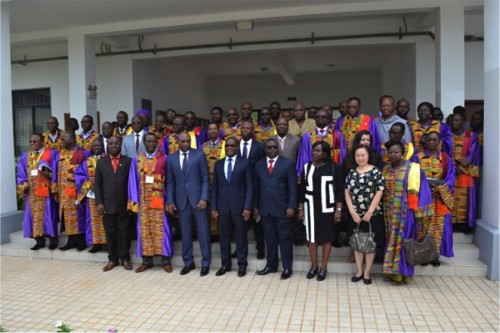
[363,277,372,285]
[317,268,327,281]
[49,237,58,250]
[215,266,230,276]
[59,243,76,251]
[257,250,265,260]
[237,267,247,277]
[180,263,196,275]
[256,267,277,275]
[200,266,210,277]
[351,275,363,283]
[31,243,45,251]
[306,266,318,279]
[77,244,87,252]
[88,245,102,253]
[431,259,441,267]
[231,251,237,258]
[281,269,292,280]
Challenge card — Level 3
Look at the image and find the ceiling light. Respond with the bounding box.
[236,21,253,31]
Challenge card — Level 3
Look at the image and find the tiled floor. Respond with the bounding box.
[0,256,498,332]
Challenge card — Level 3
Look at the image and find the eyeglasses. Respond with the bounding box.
[225,144,236,147]
[265,146,278,149]
[260,113,271,116]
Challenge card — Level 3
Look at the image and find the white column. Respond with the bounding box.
[483,0,500,228]
[415,36,436,112]
[67,31,97,126]
[435,3,465,116]
[0,2,18,214]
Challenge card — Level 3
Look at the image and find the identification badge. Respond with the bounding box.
[86,189,95,199]
[31,169,39,176]
[145,175,154,184]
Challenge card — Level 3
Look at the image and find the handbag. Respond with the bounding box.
[349,220,376,253]
[403,223,439,266]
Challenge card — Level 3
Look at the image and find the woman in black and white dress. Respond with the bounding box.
[298,141,344,281]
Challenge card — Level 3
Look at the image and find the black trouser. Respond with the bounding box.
[248,218,265,253]
[103,212,131,263]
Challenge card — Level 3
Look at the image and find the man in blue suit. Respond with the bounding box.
[211,137,253,277]
[254,138,297,280]
[166,131,211,276]
[239,120,266,259]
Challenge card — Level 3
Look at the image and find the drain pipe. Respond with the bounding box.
[11,30,435,65]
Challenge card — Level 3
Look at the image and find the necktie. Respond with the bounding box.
[227,158,233,182]
[243,142,248,159]
[111,157,119,173]
[135,134,140,152]
[279,137,285,151]
[268,159,274,175]
[319,129,325,136]
[182,152,188,175]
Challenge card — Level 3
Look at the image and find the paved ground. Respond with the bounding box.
[0,256,498,332]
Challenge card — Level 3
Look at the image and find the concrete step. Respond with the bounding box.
[1,230,487,277]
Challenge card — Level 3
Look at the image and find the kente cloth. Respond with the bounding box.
[254,122,277,143]
[127,152,173,257]
[43,129,64,151]
[380,140,416,164]
[410,120,453,157]
[76,131,103,152]
[188,127,208,149]
[202,139,226,236]
[382,161,433,277]
[161,133,180,155]
[334,113,381,153]
[150,127,166,140]
[57,147,90,235]
[202,140,226,183]
[113,125,134,137]
[222,127,242,142]
[17,148,59,238]
[412,150,455,257]
[296,129,346,176]
[75,155,106,246]
[451,131,480,227]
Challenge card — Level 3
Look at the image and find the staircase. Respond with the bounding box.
[0,230,487,277]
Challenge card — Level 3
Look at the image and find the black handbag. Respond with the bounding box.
[403,223,439,266]
[349,221,376,253]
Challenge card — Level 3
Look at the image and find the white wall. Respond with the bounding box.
[11,59,69,123]
[133,58,209,118]
[209,71,382,114]
[381,44,416,113]
[96,54,134,122]
[465,42,484,100]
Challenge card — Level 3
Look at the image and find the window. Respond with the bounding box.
[12,88,51,156]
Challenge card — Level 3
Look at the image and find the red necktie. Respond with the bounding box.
[111,157,119,173]
[268,159,274,174]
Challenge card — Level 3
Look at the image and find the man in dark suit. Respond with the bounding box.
[211,137,253,277]
[272,117,303,246]
[254,138,297,280]
[167,131,211,276]
[94,136,133,272]
[239,120,266,259]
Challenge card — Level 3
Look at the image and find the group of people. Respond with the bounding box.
[17,95,483,284]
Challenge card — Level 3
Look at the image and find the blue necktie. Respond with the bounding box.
[182,152,188,175]
[227,158,233,182]
[243,142,248,159]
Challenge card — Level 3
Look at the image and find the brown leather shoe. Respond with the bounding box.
[135,264,153,273]
[164,263,173,273]
[103,261,119,272]
[122,260,133,271]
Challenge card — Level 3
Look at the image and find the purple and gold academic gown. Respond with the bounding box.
[128,152,173,258]
[17,148,59,238]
